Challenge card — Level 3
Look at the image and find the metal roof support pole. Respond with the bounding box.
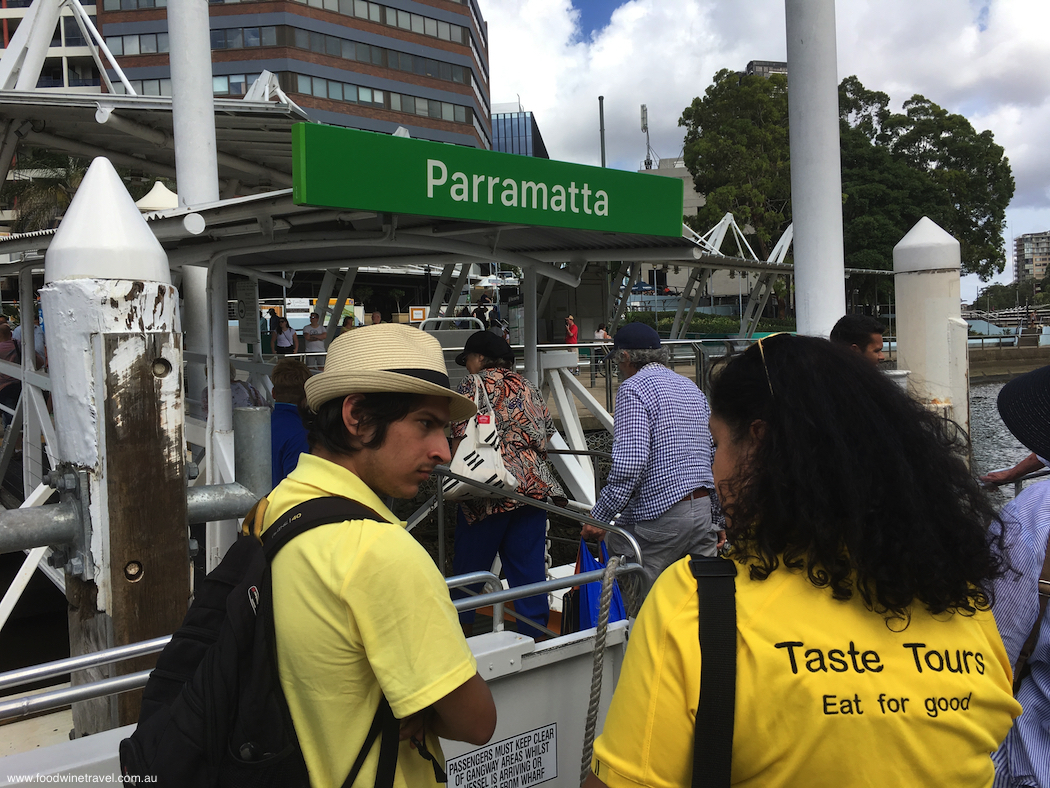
[446,263,472,321]
[2,0,61,90]
[670,268,700,339]
[40,157,188,736]
[0,121,20,188]
[313,270,338,324]
[785,0,845,336]
[205,254,238,572]
[536,276,556,320]
[739,272,777,338]
[609,262,642,332]
[679,269,713,340]
[17,265,41,497]
[607,261,631,325]
[169,0,220,421]
[523,267,539,386]
[233,407,271,499]
[325,268,357,346]
[428,264,455,319]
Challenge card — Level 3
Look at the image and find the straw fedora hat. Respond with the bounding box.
[304,323,477,421]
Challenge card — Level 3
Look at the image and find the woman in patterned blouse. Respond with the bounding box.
[450,331,565,639]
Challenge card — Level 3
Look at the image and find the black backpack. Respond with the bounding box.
[119,497,400,788]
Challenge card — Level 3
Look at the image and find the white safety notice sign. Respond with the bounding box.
[446,723,557,788]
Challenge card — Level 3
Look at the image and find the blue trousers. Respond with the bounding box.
[452,504,549,639]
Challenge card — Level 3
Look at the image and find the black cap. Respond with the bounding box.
[455,330,514,366]
[998,364,1050,460]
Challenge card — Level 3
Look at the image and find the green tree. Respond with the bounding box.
[5,150,88,232]
[974,281,1050,312]
[679,69,791,260]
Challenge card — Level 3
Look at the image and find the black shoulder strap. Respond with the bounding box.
[259,495,398,788]
[261,496,382,560]
[689,556,738,788]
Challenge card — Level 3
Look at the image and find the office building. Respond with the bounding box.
[1015,231,1050,282]
[491,102,547,158]
[96,0,491,148]
[744,60,787,78]
[0,1,103,91]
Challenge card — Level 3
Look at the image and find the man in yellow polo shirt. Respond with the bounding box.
[261,324,496,788]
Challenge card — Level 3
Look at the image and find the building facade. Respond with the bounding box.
[0,1,103,91]
[491,102,547,158]
[95,0,491,148]
[1015,231,1050,282]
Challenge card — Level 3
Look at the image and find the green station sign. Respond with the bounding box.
[292,123,684,237]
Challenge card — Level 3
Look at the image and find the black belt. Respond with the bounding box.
[680,488,710,503]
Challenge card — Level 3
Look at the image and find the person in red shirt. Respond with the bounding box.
[564,315,579,375]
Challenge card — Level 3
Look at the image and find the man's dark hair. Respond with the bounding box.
[300,392,425,456]
[709,334,1004,624]
[830,314,886,348]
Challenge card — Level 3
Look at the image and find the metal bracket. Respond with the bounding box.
[44,464,93,581]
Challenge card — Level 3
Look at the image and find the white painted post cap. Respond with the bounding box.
[893,216,961,273]
[45,157,170,284]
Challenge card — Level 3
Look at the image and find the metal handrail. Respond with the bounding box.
[0,635,172,693]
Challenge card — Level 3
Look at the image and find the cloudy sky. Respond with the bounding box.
[480,0,1048,300]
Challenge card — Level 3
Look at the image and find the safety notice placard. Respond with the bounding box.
[446,723,557,788]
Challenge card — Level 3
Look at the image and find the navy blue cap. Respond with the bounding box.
[613,322,661,351]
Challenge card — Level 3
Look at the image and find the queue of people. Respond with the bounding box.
[162,316,1047,788]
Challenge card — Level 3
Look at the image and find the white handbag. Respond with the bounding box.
[442,375,518,500]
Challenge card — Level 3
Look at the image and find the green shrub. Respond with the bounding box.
[620,311,796,337]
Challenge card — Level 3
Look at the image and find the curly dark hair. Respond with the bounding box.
[709,333,1004,623]
[300,392,424,456]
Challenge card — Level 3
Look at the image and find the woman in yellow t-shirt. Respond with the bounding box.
[589,334,1020,788]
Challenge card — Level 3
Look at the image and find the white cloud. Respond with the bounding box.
[482,0,1050,279]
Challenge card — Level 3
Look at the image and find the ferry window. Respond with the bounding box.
[213,75,229,95]
[294,28,309,49]
[353,0,367,18]
[326,36,341,57]
[438,21,450,41]
[140,33,158,53]
[158,32,169,51]
[390,93,401,111]
[296,74,311,94]
[424,17,437,37]
[415,98,428,116]
[261,27,276,46]
[106,36,123,56]
[441,102,454,122]
[123,35,140,55]
[228,28,243,49]
[397,10,410,30]
[401,95,415,114]
[329,82,343,101]
[244,27,260,47]
[411,14,424,34]
[454,105,466,123]
[359,87,372,104]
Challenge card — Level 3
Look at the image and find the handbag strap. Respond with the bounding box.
[689,555,738,788]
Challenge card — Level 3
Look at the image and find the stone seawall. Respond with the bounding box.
[969,346,1050,382]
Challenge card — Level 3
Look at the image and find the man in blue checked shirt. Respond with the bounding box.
[581,322,723,608]
[988,365,1050,788]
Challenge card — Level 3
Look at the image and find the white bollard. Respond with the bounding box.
[41,157,189,734]
[893,217,969,436]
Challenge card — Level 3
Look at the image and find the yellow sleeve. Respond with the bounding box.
[347,526,478,719]
[592,559,700,788]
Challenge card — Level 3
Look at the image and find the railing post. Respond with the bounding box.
[437,477,447,576]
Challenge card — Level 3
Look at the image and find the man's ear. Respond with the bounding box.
[341,394,365,437]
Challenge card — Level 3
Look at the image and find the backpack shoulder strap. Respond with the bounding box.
[261,496,382,560]
[689,555,738,788]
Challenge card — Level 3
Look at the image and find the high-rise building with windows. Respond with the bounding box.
[1014,231,1050,282]
[0,2,104,91]
[491,102,547,158]
[95,0,490,148]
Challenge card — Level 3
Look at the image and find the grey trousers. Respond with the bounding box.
[606,495,717,613]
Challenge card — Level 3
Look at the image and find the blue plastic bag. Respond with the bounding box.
[575,539,627,630]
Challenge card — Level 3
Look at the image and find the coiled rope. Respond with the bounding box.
[580,554,621,787]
